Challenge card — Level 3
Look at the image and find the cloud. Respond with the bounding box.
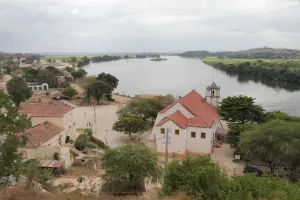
[0,0,299,52]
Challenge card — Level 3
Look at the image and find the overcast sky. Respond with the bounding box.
[1,0,300,53]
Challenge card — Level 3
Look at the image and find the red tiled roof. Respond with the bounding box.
[158,90,218,128]
[21,122,64,147]
[156,111,189,129]
[19,103,74,117]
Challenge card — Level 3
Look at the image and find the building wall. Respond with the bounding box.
[63,110,76,137]
[31,117,64,129]
[186,126,213,154]
[154,121,186,155]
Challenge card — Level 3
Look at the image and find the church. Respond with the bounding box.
[151,81,223,157]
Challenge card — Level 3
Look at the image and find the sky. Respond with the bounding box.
[1,0,300,53]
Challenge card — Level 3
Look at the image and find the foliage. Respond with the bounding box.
[37,68,58,88]
[71,69,87,80]
[226,123,254,147]
[265,111,300,122]
[46,66,62,76]
[90,136,107,149]
[240,119,300,177]
[6,77,32,106]
[77,56,90,67]
[53,152,59,160]
[202,57,300,87]
[101,143,162,192]
[62,87,78,99]
[20,159,56,192]
[87,80,113,104]
[219,95,265,123]
[0,91,30,135]
[76,75,97,89]
[21,67,39,82]
[162,156,227,199]
[113,116,146,140]
[97,72,119,89]
[91,55,121,62]
[70,56,77,62]
[74,134,90,151]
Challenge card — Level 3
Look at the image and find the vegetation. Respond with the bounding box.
[71,69,87,80]
[91,55,121,62]
[162,156,300,199]
[181,47,300,59]
[150,57,168,61]
[240,119,300,179]
[218,95,265,124]
[74,134,90,151]
[101,143,162,193]
[62,87,78,99]
[87,80,113,104]
[113,96,174,139]
[226,123,254,147]
[6,77,32,106]
[37,68,58,88]
[77,56,91,68]
[76,75,97,89]
[202,57,300,87]
[74,129,107,150]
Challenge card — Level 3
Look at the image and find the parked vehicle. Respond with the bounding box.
[52,96,71,100]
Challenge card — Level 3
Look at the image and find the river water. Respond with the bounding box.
[85,56,300,116]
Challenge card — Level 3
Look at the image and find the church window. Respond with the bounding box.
[160,128,165,134]
[175,129,179,135]
[201,132,206,138]
[191,132,196,138]
[212,90,215,96]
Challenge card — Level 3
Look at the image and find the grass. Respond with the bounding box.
[150,57,168,61]
[202,56,300,71]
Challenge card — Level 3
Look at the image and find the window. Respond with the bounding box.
[191,132,196,138]
[201,132,206,138]
[161,128,165,134]
[175,129,179,135]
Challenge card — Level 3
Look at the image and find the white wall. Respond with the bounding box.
[155,103,194,123]
[186,126,213,154]
[154,121,186,155]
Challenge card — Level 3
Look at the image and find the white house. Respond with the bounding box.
[151,82,223,157]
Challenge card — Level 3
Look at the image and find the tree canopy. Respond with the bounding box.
[87,80,113,104]
[112,116,146,140]
[37,68,58,88]
[62,87,78,99]
[6,77,32,106]
[71,69,87,80]
[219,95,265,123]
[101,143,162,193]
[96,72,119,89]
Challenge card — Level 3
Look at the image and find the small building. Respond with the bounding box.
[26,82,49,91]
[151,83,222,157]
[18,121,82,168]
[19,103,77,140]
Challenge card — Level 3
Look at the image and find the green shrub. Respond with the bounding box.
[90,136,107,149]
[53,152,59,160]
[86,143,97,149]
[74,134,90,151]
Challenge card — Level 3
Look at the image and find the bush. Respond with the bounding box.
[53,152,59,160]
[74,134,90,151]
[90,136,107,149]
[86,143,97,149]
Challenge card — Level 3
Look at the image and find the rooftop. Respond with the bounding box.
[157,90,218,128]
[19,103,74,117]
[21,121,64,148]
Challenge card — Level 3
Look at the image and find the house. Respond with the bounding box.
[151,82,223,157]
[18,121,82,168]
[26,82,49,91]
[19,103,77,140]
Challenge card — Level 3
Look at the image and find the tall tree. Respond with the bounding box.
[101,143,162,192]
[6,77,32,106]
[0,91,30,186]
[37,68,58,88]
[71,69,87,80]
[87,80,113,104]
[113,116,146,139]
[97,72,119,89]
[62,87,78,99]
[219,95,265,123]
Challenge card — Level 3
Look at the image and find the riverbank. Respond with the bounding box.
[150,57,168,61]
[202,57,300,88]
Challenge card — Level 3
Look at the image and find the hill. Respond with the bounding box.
[180,48,300,59]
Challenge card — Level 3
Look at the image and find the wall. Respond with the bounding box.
[63,110,76,137]
[31,117,64,129]
[154,121,186,155]
[186,126,213,154]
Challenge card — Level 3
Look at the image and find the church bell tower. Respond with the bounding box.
[205,81,220,107]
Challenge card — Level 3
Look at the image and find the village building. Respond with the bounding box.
[26,82,49,91]
[18,103,81,168]
[151,82,223,157]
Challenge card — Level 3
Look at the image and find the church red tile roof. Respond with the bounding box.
[157,90,218,128]
[156,111,188,129]
[21,122,64,148]
[19,103,74,117]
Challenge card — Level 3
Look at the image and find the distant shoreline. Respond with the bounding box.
[150,57,168,61]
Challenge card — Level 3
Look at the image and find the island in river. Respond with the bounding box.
[150,57,168,61]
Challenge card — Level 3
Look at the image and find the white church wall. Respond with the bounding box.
[186,126,214,154]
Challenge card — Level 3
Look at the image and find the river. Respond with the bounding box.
[85,56,300,116]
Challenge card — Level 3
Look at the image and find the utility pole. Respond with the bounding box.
[165,128,170,167]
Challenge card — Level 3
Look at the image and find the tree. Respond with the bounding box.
[71,69,87,80]
[76,76,97,89]
[37,68,58,88]
[0,91,29,186]
[87,80,113,104]
[77,56,90,68]
[219,96,265,123]
[159,94,176,107]
[74,134,90,151]
[62,87,78,99]
[101,143,162,192]
[240,120,296,173]
[6,77,32,106]
[46,66,62,76]
[47,58,52,62]
[113,116,146,139]
[70,56,77,63]
[162,156,227,199]
[226,123,254,147]
[97,72,119,89]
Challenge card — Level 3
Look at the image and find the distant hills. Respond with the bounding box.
[180,48,300,59]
